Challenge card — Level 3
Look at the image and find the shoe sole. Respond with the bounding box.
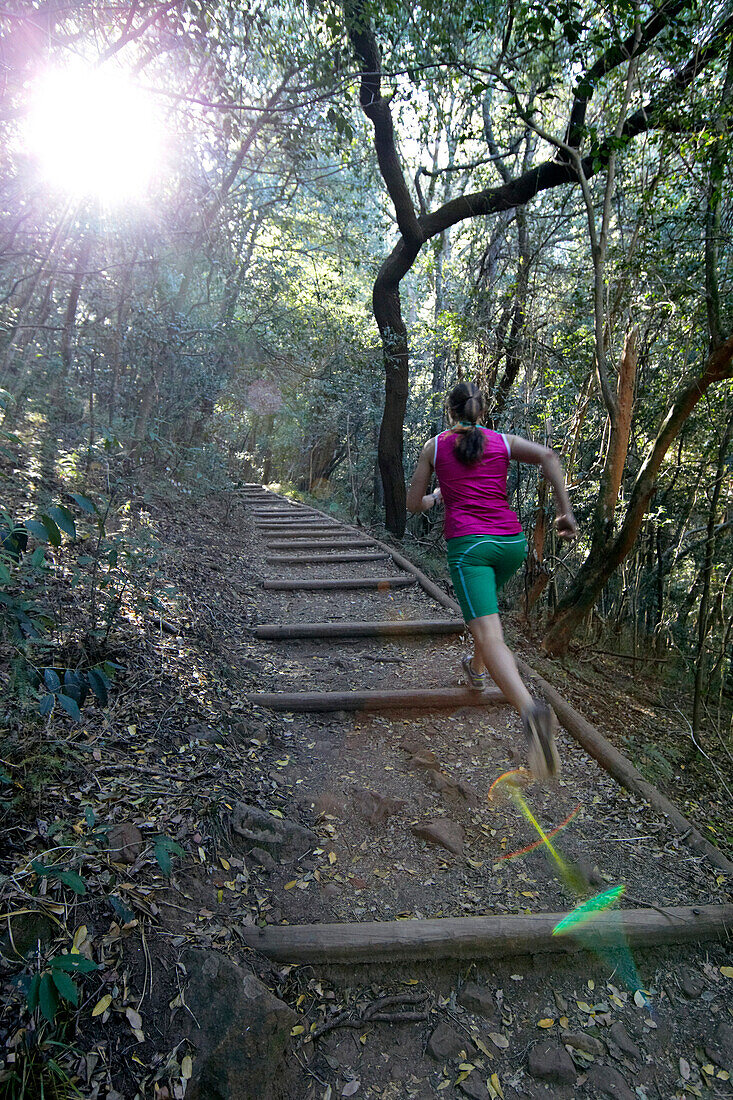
[525,711,560,778]
[461,657,486,691]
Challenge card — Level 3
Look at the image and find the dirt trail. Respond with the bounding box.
[203,486,732,1100]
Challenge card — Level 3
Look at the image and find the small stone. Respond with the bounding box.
[250,847,276,871]
[457,1075,491,1100]
[313,793,346,820]
[678,966,705,999]
[585,1064,636,1100]
[608,1023,641,1061]
[457,982,496,1018]
[527,1040,576,1085]
[426,1022,476,1062]
[409,748,442,771]
[108,822,143,864]
[705,1021,733,1067]
[240,658,262,673]
[322,883,341,899]
[411,819,464,856]
[561,1031,605,1056]
[185,722,222,743]
[228,802,317,859]
[351,787,406,825]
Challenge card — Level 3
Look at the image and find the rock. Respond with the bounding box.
[705,1021,733,1067]
[608,1022,641,1061]
[240,658,263,673]
[561,1030,605,1056]
[457,982,495,1018]
[249,847,276,871]
[313,793,346,820]
[411,819,464,856]
[426,1022,477,1062]
[322,883,341,899]
[351,787,406,824]
[108,822,143,864]
[527,1040,576,1085]
[457,1075,491,1099]
[228,802,317,859]
[1,909,55,959]
[409,748,442,771]
[585,1064,636,1099]
[185,722,223,743]
[183,948,298,1100]
[678,966,705,999]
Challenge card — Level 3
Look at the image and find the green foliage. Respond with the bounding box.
[153,836,185,877]
[19,952,98,1028]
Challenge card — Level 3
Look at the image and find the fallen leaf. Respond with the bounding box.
[328,851,337,864]
[490,1073,504,1099]
[181,1056,192,1080]
[538,1019,554,1028]
[489,1033,509,1049]
[92,994,112,1017]
[284,880,297,890]
[126,1007,143,1030]
[720,966,733,978]
[342,1082,360,1097]
[680,1058,690,1080]
[291,1025,306,1035]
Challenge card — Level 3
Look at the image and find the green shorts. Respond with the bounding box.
[447,533,527,622]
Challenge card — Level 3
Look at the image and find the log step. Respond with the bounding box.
[262,576,416,591]
[266,552,389,564]
[247,686,503,711]
[256,525,343,533]
[240,904,733,964]
[253,619,464,639]
[258,529,345,537]
[266,540,373,551]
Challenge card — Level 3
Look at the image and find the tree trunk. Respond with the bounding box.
[543,334,733,655]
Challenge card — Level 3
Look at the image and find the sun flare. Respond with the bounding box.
[26,65,163,203]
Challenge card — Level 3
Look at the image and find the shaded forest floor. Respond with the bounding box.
[1,470,732,1099]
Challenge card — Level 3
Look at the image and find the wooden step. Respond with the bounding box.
[247,686,503,711]
[266,540,374,551]
[266,552,389,564]
[254,519,338,528]
[262,576,415,592]
[240,904,733,964]
[253,619,464,639]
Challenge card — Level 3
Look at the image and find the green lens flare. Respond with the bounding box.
[552,885,626,935]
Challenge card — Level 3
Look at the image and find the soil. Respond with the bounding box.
[2,481,732,1100]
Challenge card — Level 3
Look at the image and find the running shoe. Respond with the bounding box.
[522,700,560,778]
[461,655,486,690]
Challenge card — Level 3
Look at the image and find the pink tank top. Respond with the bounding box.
[434,428,522,539]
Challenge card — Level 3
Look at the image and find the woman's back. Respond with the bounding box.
[435,427,522,538]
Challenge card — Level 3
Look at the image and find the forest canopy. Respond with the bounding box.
[1,0,731,682]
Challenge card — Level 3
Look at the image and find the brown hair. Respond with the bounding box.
[447,381,486,464]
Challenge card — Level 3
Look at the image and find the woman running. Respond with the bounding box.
[406,381,577,778]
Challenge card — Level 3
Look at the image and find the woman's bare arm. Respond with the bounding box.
[506,436,577,539]
[406,440,442,514]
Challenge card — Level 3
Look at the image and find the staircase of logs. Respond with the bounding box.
[239,484,733,964]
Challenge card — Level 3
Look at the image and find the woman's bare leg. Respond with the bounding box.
[467,613,533,715]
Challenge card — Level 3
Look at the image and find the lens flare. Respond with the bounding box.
[25,64,163,202]
[489,769,647,998]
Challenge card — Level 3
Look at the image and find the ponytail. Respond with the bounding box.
[447,382,486,465]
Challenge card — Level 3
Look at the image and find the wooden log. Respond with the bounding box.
[266,540,373,551]
[253,619,464,639]
[266,552,389,564]
[241,904,733,964]
[364,532,733,878]
[255,528,343,536]
[263,576,416,591]
[247,686,504,711]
